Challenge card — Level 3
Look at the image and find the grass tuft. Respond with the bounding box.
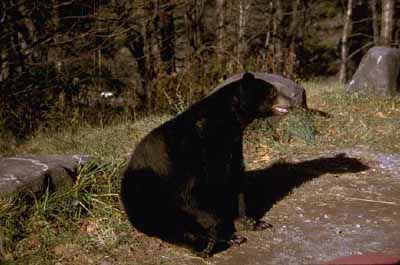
[279,110,318,144]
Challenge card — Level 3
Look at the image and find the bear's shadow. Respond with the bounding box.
[244,153,369,220]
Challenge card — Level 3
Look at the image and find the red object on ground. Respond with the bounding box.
[324,254,400,265]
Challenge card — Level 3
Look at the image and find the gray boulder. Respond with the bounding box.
[0,155,91,197]
[346,46,400,96]
[213,72,307,108]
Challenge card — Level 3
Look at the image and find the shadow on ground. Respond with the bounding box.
[245,153,370,220]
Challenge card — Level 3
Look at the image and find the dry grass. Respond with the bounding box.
[1,80,400,264]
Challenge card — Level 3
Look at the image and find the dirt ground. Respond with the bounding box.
[139,147,400,265]
[211,147,400,265]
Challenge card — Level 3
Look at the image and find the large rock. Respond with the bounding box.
[0,155,91,197]
[346,46,400,96]
[213,72,307,108]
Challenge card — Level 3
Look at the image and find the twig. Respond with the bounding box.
[331,193,398,205]
[344,196,397,205]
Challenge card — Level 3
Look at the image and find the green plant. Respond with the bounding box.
[280,110,318,144]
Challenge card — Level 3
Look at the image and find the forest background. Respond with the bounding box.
[1,0,399,140]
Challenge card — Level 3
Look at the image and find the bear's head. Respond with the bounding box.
[239,72,294,118]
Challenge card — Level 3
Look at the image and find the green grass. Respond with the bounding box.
[1,80,400,264]
[306,80,400,153]
[0,115,172,264]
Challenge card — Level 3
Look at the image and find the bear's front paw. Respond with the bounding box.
[228,234,247,246]
[235,217,272,231]
[252,220,273,231]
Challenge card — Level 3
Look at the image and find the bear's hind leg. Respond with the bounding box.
[181,205,220,257]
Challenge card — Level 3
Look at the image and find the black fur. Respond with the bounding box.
[120,72,292,256]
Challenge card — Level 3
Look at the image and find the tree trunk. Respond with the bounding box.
[128,0,157,111]
[370,0,379,45]
[339,0,354,84]
[127,30,148,105]
[143,0,157,81]
[287,0,302,77]
[237,0,250,65]
[158,0,176,74]
[288,0,301,38]
[381,0,395,46]
[273,0,283,74]
[185,0,204,52]
[395,1,400,46]
[216,0,225,61]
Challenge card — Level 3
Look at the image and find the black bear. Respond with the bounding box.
[120,72,295,257]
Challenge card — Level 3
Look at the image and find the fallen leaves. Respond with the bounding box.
[375,111,387,118]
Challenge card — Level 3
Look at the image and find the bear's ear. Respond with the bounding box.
[241,72,255,89]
